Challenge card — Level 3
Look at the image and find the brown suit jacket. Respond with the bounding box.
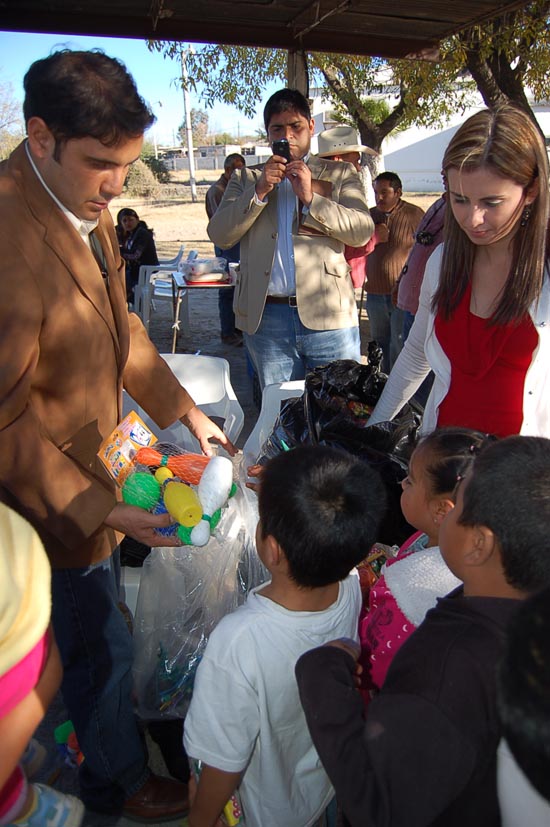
[0,143,195,568]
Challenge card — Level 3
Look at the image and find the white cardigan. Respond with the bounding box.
[369,244,550,436]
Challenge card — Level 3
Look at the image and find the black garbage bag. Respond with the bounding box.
[257,355,421,546]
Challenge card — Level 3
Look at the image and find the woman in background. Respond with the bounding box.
[116,208,159,304]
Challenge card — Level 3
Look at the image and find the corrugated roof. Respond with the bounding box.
[0,0,530,59]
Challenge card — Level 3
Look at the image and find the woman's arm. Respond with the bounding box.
[368,247,440,425]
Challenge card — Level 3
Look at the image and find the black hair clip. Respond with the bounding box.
[416,230,434,246]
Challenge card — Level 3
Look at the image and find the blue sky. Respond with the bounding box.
[0,30,265,145]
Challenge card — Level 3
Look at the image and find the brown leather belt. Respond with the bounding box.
[265,295,298,307]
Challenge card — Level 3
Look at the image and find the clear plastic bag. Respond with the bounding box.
[132,484,265,719]
[179,257,228,282]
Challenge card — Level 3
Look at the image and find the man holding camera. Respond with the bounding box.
[208,88,373,389]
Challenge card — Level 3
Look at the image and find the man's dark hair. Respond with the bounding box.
[374,171,402,191]
[258,445,386,588]
[23,49,155,147]
[497,585,550,803]
[263,88,311,132]
[224,153,246,171]
[459,436,550,592]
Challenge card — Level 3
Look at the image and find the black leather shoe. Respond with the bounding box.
[122,773,189,823]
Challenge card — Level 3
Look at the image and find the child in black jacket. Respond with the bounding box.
[296,435,550,827]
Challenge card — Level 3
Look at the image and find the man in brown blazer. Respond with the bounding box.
[208,89,374,389]
[0,50,233,822]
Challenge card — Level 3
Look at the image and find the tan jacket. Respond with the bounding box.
[0,143,195,568]
[208,155,374,334]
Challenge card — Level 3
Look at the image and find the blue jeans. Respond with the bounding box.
[402,309,434,409]
[366,293,404,374]
[402,309,416,342]
[218,287,236,338]
[215,245,239,338]
[244,302,360,390]
[51,550,149,811]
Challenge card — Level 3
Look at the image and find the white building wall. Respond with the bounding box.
[310,86,550,192]
[383,104,550,191]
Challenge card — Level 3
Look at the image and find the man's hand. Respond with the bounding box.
[255,155,287,201]
[375,222,390,244]
[104,503,182,547]
[181,406,236,457]
[245,463,264,494]
[285,159,313,207]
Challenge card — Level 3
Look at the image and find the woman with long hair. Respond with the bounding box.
[369,105,550,438]
[116,208,159,304]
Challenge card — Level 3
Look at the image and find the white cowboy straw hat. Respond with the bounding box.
[317,125,378,158]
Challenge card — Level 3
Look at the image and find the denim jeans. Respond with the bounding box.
[366,293,404,374]
[402,309,434,410]
[402,309,416,342]
[51,550,149,811]
[218,287,236,338]
[215,245,239,339]
[244,302,360,390]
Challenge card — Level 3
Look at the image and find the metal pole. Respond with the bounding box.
[180,47,198,203]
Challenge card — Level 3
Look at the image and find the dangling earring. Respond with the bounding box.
[520,204,532,227]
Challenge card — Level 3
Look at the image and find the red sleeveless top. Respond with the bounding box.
[435,283,538,437]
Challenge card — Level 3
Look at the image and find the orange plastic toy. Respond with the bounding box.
[134,447,210,486]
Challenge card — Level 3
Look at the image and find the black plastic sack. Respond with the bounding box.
[257,353,421,546]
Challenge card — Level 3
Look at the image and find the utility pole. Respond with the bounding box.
[180,46,197,203]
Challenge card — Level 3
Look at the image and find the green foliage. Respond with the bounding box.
[0,128,24,160]
[0,76,24,160]
[178,108,209,146]
[148,2,550,160]
[213,132,238,145]
[124,159,161,198]
[140,140,171,183]
[144,156,171,183]
[330,98,391,130]
[148,41,286,119]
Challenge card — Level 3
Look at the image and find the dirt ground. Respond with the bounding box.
[110,167,441,260]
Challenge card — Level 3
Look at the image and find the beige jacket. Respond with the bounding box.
[208,155,374,334]
[0,143,195,568]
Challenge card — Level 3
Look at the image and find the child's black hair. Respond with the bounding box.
[416,427,492,500]
[459,436,550,592]
[258,445,386,588]
[497,585,550,803]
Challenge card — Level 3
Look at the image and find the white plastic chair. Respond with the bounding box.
[242,380,305,470]
[134,245,185,316]
[122,353,244,453]
[135,251,199,335]
[158,243,186,268]
[121,353,245,614]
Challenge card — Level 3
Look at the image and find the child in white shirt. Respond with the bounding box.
[184,445,386,827]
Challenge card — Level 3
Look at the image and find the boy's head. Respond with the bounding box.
[497,585,550,803]
[439,436,550,594]
[257,445,386,588]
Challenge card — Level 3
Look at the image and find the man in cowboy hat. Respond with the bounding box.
[208,90,374,390]
[317,126,387,291]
